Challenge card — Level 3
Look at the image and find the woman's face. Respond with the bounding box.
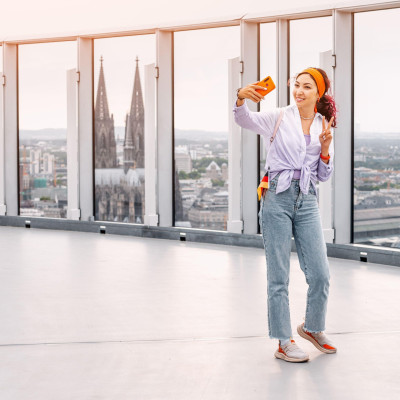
[292,73,319,111]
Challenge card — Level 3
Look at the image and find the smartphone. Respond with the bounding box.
[255,76,276,96]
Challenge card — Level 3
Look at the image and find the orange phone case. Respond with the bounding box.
[255,76,276,96]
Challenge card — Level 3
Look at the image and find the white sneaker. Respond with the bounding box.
[297,323,337,354]
[274,339,309,363]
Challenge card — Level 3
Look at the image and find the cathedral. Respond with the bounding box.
[94,56,117,169]
[94,56,145,223]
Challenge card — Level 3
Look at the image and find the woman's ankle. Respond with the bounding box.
[279,338,291,346]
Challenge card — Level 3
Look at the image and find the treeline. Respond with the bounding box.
[355,183,400,191]
[178,171,201,180]
[355,160,400,170]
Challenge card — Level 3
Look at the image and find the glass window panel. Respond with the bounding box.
[174,26,240,230]
[289,16,332,106]
[259,22,277,182]
[259,22,277,233]
[354,9,400,248]
[289,16,333,204]
[18,41,76,218]
[93,35,155,223]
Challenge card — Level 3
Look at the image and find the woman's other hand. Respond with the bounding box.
[319,116,334,162]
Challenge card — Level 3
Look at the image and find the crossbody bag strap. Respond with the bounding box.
[270,109,284,144]
[257,109,285,201]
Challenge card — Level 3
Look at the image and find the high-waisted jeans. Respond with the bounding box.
[259,174,330,340]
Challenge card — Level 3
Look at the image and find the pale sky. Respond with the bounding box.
[93,35,156,128]
[1,0,358,39]
[2,0,400,133]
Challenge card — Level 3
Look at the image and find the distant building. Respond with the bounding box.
[356,194,400,209]
[175,151,192,173]
[354,154,367,162]
[206,161,221,180]
[30,149,41,174]
[22,174,30,191]
[189,149,197,160]
[221,163,228,181]
[43,153,55,174]
[174,165,185,222]
[187,188,228,230]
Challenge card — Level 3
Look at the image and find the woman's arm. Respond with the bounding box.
[233,84,279,137]
[236,97,245,107]
[317,157,334,182]
[317,141,334,182]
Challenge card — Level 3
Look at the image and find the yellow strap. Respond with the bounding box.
[257,181,269,201]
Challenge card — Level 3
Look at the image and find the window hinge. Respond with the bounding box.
[239,61,244,74]
[76,71,80,82]
[332,54,336,68]
[154,66,159,78]
[1,75,5,86]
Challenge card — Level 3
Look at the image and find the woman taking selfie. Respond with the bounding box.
[234,67,337,363]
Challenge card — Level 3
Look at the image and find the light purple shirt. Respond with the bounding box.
[233,102,334,195]
[293,134,311,179]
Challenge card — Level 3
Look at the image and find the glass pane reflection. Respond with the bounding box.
[289,16,333,203]
[174,26,240,230]
[93,35,155,223]
[289,17,332,106]
[18,41,76,218]
[259,22,277,233]
[354,9,400,248]
[259,22,278,184]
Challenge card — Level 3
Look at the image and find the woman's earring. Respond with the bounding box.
[314,97,320,113]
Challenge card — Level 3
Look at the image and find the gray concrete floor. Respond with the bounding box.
[0,226,399,400]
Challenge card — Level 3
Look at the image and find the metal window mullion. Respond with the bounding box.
[3,43,18,216]
[333,10,353,244]
[277,19,289,107]
[227,57,243,234]
[0,47,5,215]
[77,38,94,221]
[66,68,80,220]
[240,20,259,235]
[319,49,335,243]
[156,30,174,227]
[144,63,158,226]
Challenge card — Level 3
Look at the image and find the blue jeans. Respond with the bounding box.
[259,174,330,340]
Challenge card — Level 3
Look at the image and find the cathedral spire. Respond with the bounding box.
[124,56,145,170]
[94,56,117,169]
[130,56,144,121]
[95,55,110,121]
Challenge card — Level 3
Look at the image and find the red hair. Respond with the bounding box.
[296,67,337,128]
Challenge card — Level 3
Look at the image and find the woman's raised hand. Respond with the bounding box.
[319,116,334,154]
[237,83,267,103]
